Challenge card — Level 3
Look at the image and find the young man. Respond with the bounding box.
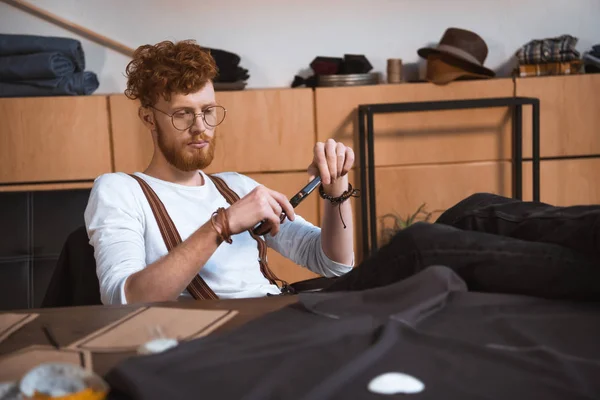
[84,40,355,305]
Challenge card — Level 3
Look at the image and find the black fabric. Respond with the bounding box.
[583,52,600,73]
[288,276,340,293]
[214,66,249,83]
[205,48,241,70]
[203,47,250,83]
[41,226,101,308]
[104,266,600,399]
[325,193,600,301]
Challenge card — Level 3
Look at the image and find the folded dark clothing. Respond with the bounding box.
[215,66,249,82]
[585,64,600,73]
[339,54,373,74]
[204,47,240,69]
[0,52,75,80]
[291,75,318,88]
[0,71,99,97]
[517,34,580,64]
[583,53,600,73]
[0,33,84,71]
[583,52,600,67]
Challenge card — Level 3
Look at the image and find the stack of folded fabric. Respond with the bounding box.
[516,34,583,78]
[0,33,99,98]
[583,44,600,73]
[205,47,249,91]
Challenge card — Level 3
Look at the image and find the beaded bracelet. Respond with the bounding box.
[319,183,360,228]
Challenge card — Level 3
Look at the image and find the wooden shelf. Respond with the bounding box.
[518,74,600,157]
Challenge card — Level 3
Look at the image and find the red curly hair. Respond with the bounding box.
[125,40,218,106]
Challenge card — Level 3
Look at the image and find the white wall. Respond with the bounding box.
[1,0,599,94]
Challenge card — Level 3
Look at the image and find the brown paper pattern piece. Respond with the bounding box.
[0,345,92,383]
[66,306,238,352]
[0,313,38,344]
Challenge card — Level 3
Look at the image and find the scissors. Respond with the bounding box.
[252,176,322,235]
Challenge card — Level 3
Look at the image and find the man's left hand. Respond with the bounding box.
[308,139,355,197]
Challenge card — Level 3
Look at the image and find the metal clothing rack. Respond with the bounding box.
[357,96,541,257]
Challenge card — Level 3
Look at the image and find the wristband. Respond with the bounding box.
[210,207,233,244]
[319,183,360,228]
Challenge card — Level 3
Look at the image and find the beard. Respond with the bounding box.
[156,124,217,172]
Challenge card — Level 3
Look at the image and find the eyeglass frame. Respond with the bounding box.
[148,104,227,131]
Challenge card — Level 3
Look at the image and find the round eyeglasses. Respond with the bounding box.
[150,105,227,131]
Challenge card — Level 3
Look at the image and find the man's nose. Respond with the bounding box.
[190,113,208,134]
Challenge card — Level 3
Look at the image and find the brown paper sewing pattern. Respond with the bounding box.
[66,306,238,352]
[0,313,38,344]
[0,345,92,383]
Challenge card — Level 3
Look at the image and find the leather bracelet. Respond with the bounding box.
[210,212,225,244]
[319,183,360,228]
[219,208,233,242]
[210,207,233,244]
[319,183,360,204]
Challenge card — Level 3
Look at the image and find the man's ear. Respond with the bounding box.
[138,106,156,131]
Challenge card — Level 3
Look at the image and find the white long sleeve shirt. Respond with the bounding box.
[84,171,353,305]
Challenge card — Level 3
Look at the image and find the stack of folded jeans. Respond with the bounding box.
[0,33,99,97]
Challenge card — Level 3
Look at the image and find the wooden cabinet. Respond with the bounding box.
[246,171,320,283]
[109,88,316,175]
[205,88,315,174]
[518,74,600,157]
[108,95,154,175]
[0,96,112,185]
[0,75,597,221]
[523,158,600,205]
[315,79,514,167]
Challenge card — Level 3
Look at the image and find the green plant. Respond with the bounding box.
[379,203,444,245]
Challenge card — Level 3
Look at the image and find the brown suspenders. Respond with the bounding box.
[129,173,288,300]
[207,175,287,288]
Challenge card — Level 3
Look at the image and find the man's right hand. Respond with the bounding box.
[225,185,295,236]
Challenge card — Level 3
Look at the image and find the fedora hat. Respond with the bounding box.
[418,28,495,78]
[425,54,493,85]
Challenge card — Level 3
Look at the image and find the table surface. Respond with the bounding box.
[0,296,298,376]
